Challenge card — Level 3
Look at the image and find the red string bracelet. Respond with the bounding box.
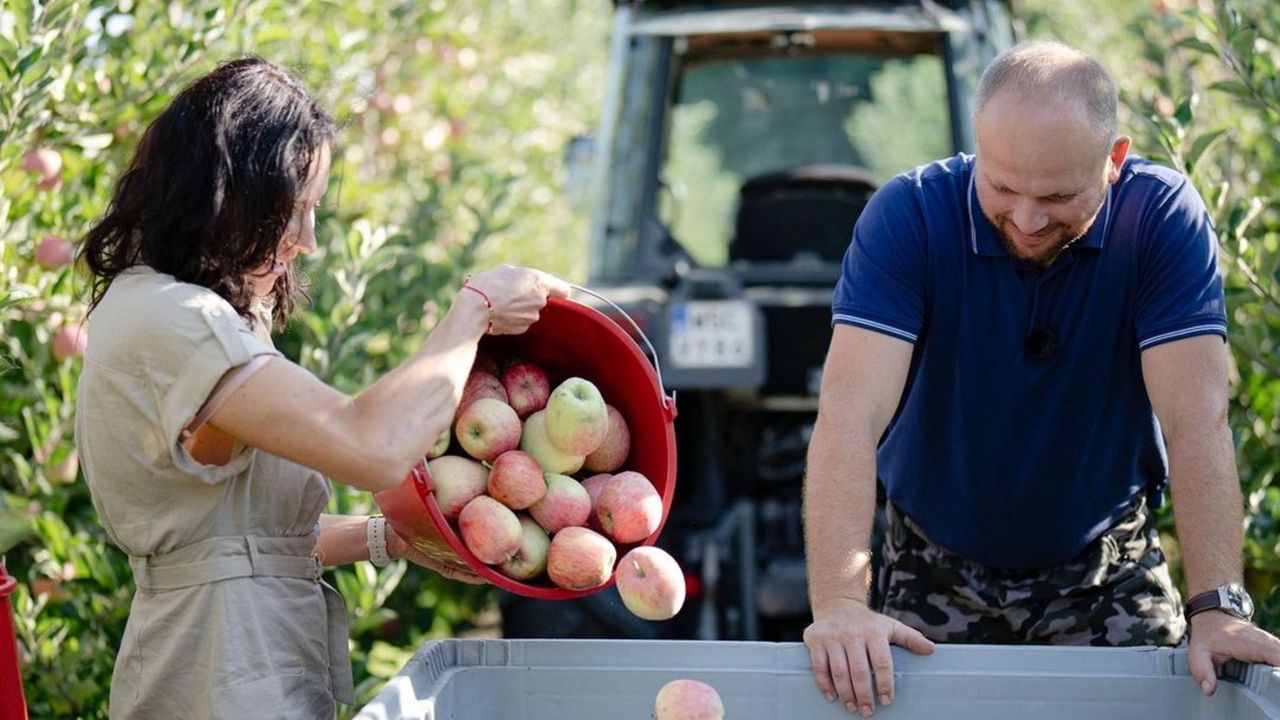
[460,282,494,333]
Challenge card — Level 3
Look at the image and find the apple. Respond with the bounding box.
[427,455,489,518]
[616,546,686,621]
[654,679,724,720]
[426,427,451,459]
[23,148,62,187]
[500,515,550,581]
[500,362,550,418]
[580,473,613,531]
[519,410,585,474]
[544,377,609,455]
[546,526,616,591]
[596,471,662,544]
[455,397,521,462]
[529,473,591,534]
[51,324,87,361]
[459,370,508,412]
[35,235,74,270]
[458,495,522,564]
[583,405,630,473]
[487,450,546,510]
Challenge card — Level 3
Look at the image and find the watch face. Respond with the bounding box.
[1226,584,1255,619]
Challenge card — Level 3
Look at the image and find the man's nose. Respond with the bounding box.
[1010,201,1050,235]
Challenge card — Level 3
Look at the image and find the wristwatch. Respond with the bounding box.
[366,516,392,568]
[1185,583,1254,621]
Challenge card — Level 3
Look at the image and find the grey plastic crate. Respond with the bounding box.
[355,639,1280,720]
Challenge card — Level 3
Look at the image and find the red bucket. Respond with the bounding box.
[375,292,678,599]
[0,564,28,720]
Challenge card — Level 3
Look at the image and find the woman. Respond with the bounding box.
[75,57,568,718]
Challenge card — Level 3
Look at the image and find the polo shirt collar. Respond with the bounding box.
[966,167,1114,258]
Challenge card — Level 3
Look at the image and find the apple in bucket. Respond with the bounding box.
[487,450,546,510]
[547,526,616,591]
[583,404,630,473]
[428,455,489,518]
[596,471,662,544]
[500,516,550,581]
[458,495,522,564]
[545,377,609,455]
[529,473,591,534]
[501,361,550,418]
[519,410,584,474]
[455,397,521,462]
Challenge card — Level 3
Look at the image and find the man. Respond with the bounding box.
[803,40,1280,717]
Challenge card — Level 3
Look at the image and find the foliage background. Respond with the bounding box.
[0,0,1276,717]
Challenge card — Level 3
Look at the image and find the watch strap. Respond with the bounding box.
[366,515,392,568]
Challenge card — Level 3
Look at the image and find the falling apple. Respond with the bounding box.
[654,679,724,720]
[616,546,686,621]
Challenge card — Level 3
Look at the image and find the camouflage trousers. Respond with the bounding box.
[876,498,1187,646]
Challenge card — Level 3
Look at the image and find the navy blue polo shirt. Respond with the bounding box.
[832,154,1227,570]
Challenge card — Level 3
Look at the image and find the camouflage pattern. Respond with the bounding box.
[876,498,1186,646]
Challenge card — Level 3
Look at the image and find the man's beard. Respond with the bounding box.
[992,201,1104,269]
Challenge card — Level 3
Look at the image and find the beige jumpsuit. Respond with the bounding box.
[75,267,353,719]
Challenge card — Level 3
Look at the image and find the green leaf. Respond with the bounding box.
[1185,127,1228,173]
[1173,94,1196,125]
[1209,79,1253,98]
[15,44,43,76]
[1174,37,1218,56]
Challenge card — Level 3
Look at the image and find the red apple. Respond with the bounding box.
[455,397,521,462]
[580,473,613,531]
[529,473,591,534]
[519,410,585,474]
[583,405,630,473]
[487,450,546,510]
[458,495,522,564]
[616,546,686,621]
[654,679,724,720]
[500,515,550,581]
[459,370,508,411]
[500,362,550,418]
[51,324,87,361]
[35,235,74,270]
[427,455,489,518]
[546,526,616,591]
[596,471,662,544]
[545,377,609,455]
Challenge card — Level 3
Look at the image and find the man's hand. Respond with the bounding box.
[1188,611,1280,695]
[386,527,486,585]
[803,597,936,716]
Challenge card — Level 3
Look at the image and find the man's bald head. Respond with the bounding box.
[974,41,1118,156]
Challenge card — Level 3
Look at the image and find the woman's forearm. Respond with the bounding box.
[314,513,372,566]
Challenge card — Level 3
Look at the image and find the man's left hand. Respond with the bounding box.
[1188,611,1280,695]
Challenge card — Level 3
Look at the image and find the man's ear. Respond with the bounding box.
[1107,136,1131,184]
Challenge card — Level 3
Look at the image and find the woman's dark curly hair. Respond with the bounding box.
[81,57,336,327]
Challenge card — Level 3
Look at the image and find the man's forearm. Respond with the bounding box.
[1167,416,1244,597]
[804,424,879,613]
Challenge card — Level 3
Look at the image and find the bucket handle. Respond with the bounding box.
[567,283,675,416]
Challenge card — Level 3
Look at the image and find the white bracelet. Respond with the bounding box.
[366,515,392,568]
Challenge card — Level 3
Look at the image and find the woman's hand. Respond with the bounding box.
[463,265,572,335]
[385,525,487,584]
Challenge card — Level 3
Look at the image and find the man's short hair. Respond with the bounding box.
[974,40,1119,152]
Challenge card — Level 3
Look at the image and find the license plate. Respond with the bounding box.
[668,300,755,368]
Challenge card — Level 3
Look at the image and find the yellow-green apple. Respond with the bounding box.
[519,410,585,474]
[596,471,662,544]
[458,495,522,564]
[427,455,489,518]
[580,473,613,531]
[616,546,686,620]
[455,397,521,462]
[35,235,74,270]
[500,515,550,581]
[546,526,616,591]
[583,405,630,473]
[51,324,87,361]
[544,377,609,455]
[23,148,62,188]
[426,427,451,459]
[459,370,508,412]
[654,679,724,720]
[529,473,591,533]
[487,450,546,510]
[500,361,550,418]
